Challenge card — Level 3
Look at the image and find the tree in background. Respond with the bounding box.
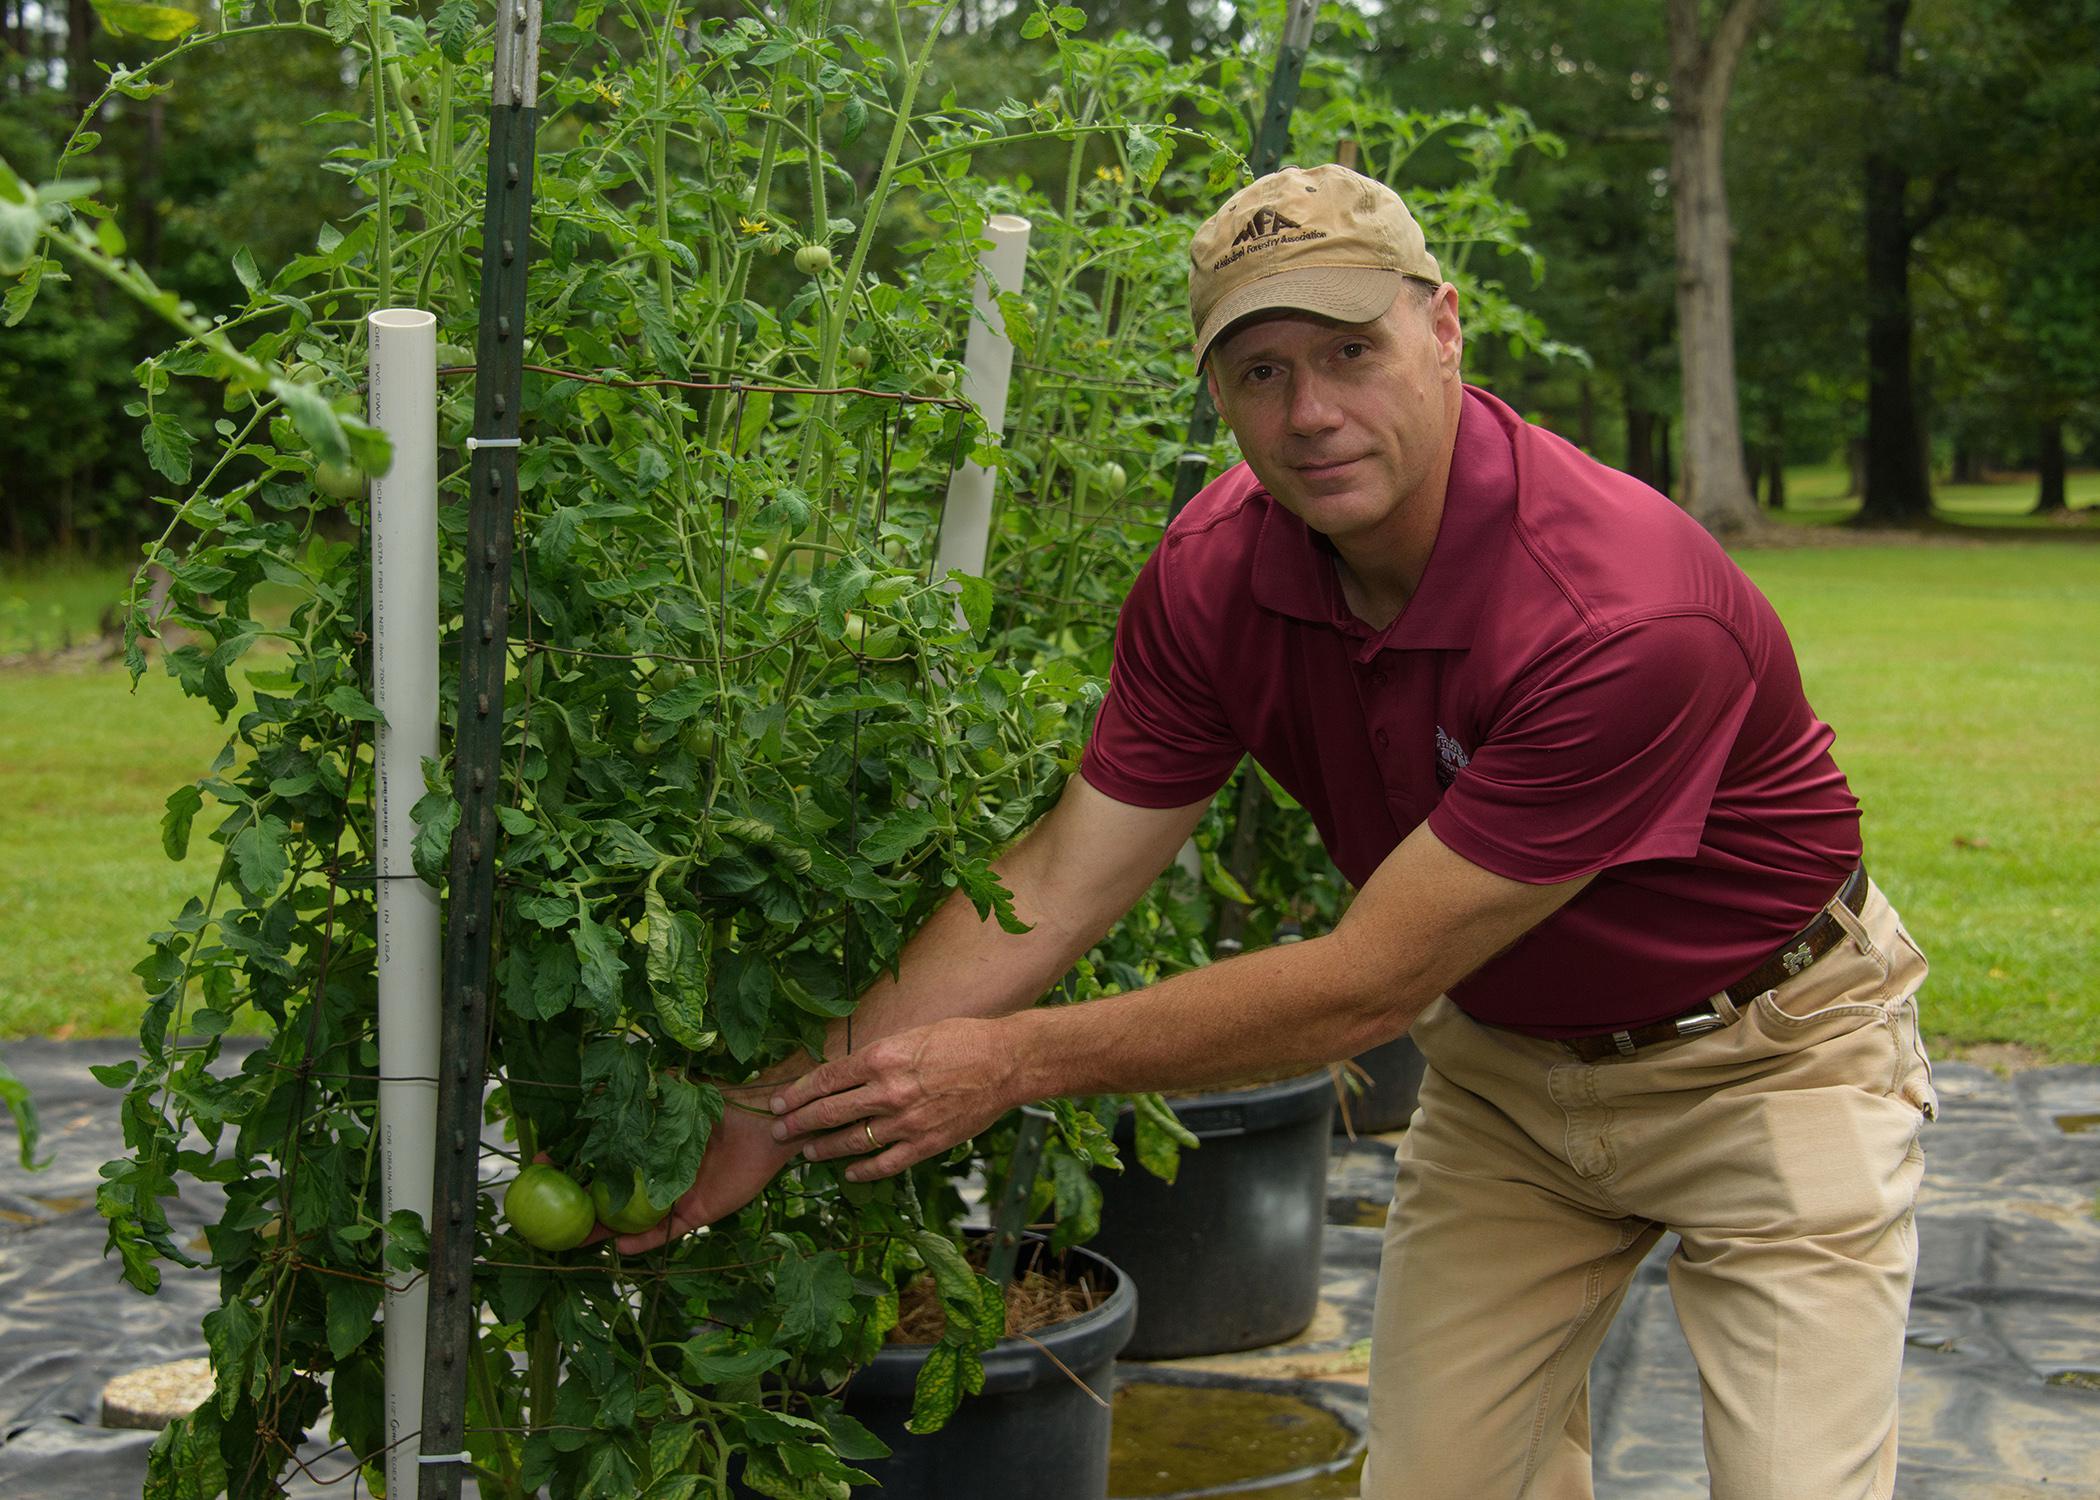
[1665,0,1762,534]
[1342,0,1681,486]
[1,0,356,556]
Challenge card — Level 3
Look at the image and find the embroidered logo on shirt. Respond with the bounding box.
[1435,726,1471,788]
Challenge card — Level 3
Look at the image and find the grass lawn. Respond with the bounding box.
[3,514,2097,1061]
[0,553,149,656]
[1769,463,2100,530]
[0,657,241,1037]
[1733,542,2100,1063]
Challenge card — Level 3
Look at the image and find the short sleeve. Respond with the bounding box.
[1078,543,1244,808]
[1427,613,1756,882]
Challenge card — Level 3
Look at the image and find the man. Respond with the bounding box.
[622,165,1938,1500]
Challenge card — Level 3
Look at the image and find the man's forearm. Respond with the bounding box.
[1002,924,1426,1104]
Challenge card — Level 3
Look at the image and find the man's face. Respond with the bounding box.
[1205,286,1463,545]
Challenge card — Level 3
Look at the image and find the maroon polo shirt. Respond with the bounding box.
[1079,386,1862,1035]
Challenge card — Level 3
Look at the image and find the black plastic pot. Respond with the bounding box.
[834,1237,1137,1500]
[1086,1070,1335,1359]
[1334,1035,1426,1135]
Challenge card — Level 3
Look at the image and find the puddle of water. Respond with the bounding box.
[1328,1195,1389,1229]
[1108,1381,1358,1498]
[2053,1112,2100,1135]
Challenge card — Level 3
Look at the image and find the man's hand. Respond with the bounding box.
[767,1017,1019,1182]
[610,1096,798,1254]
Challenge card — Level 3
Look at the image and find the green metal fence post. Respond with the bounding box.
[417,0,541,1493]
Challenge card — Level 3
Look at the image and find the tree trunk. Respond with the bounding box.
[67,0,93,119]
[1667,0,1763,537]
[1857,0,1933,524]
[1765,442,1787,509]
[57,471,76,553]
[1660,416,1675,499]
[140,97,167,274]
[1625,403,1660,490]
[2033,419,2068,513]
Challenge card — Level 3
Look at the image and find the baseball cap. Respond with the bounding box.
[1188,164,1442,370]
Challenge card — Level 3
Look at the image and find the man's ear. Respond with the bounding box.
[1204,362,1220,406]
[1434,284,1464,375]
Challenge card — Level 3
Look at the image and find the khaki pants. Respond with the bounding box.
[1361,881,1936,1500]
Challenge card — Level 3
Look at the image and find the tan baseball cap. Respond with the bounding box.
[1188,164,1442,370]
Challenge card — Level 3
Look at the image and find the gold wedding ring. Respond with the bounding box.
[863,1120,882,1153]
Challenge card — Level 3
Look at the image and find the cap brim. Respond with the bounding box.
[1193,266,1407,371]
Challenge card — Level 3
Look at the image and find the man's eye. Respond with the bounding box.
[1339,342,1368,359]
[1243,364,1275,383]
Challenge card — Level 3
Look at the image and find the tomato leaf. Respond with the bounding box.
[638,1076,718,1209]
[907,1343,964,1434]
[410,787,460,883]
[229,814,289,901]
[89,0,201,40]
[324,1274,384,1360]
[644,882,712,1049]
[774,1246,857,1346]
[142,411,195,484]
[323,684,387,724]
[161,784,203,860]
[572,911,629,1010]
[858,806,938,864]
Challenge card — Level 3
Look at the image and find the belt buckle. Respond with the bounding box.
[1671,1009,1727,1040]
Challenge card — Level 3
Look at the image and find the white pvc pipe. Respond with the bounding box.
[934,214,1032,581]
[367,305,440,1500]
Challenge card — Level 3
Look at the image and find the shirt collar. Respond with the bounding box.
[1249,385,1516,655]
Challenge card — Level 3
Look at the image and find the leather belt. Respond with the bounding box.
[1562,864,1870,1063]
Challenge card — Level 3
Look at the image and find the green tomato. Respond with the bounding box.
[838,611,869,648]
[844,344,874,371]
[590,1169,675,1235]
[679,722,718,758]
[632,730,668,758]
[794,244,833,275]
[314,459,367,500]
[504,1164,595,1251]
[1100,461,1129,498]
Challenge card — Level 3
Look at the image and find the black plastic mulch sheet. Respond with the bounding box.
[2,1038,2097,1500]
[0,1039,396,1500]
